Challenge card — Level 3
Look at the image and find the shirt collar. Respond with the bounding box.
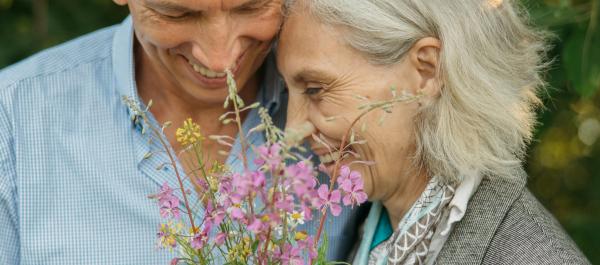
[112,16,138,104]
[439,171,483,236]
[258,49,286,115]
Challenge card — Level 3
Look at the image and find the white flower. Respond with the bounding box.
[289,211,305,227]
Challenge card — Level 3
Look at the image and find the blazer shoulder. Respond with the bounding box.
[483,189,591,264]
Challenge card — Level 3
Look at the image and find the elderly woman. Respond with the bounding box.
[277,0,590,264]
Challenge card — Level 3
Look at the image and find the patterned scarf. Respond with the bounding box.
[368,177,455,265]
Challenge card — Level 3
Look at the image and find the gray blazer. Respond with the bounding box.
[434,171,590,264]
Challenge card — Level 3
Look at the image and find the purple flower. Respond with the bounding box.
[315,184,342,216]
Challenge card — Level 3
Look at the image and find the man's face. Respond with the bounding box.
[119,0,283,104]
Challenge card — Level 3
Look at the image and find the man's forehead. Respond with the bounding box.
[144,0,275,10]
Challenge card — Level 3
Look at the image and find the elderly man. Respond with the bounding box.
[0,1,363,264]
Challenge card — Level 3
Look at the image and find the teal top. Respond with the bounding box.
[354,202,394,265]
[370,206,393,251]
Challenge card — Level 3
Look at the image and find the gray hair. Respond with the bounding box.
[285,0,549,183]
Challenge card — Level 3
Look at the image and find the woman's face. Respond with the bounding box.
[277,10,433,201]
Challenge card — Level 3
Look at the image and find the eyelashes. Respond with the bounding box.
[303,87,323,96]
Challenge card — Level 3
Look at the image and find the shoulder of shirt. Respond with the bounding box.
[0,24,119,92]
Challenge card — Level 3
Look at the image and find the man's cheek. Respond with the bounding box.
[137,26,190,50]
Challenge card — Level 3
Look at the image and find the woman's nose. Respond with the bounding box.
[284,98,315,144]
[284,121,316,145]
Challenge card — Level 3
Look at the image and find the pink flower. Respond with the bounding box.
[274,192,294,212]
[250,171,266,188]
[214,232,227,245]
[229,206,245,220]
[205,204,226,227]
[254,143,283,170]
[297,235,318,260]
[285,161,317,198]
[277,243,303,265]
[301,202,313,221]
[247,217,265,234]
[191,231,207,250]
[232,172,251,197]
[151,182,181,220]
[315,184,342,216]
[342,184,368,206]
[336,166,368,206]
[159,197,180,219]
[336,165,361,192]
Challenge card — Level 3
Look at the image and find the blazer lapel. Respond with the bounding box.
[434,169,527,264]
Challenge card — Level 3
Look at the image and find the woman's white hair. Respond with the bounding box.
[284,0,549,183]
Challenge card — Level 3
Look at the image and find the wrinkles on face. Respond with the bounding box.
[278,8,424,203]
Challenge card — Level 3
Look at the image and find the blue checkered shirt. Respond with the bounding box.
[0,17,365,264]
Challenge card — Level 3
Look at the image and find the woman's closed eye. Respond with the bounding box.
[303,86,323,97]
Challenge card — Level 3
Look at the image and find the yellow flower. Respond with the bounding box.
[261,214,271,223]
[207,175,219,192]
[295,231,308,241]
[175,118,205,146]
[158,221,183,249]
[226,237,252,262]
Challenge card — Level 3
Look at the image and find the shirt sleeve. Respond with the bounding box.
[0,101,19,264]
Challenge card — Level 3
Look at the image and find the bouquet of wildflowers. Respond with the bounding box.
[123,70,419,265]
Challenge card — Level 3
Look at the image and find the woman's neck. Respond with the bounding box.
[381,167,430,230]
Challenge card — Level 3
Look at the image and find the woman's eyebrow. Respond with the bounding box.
[293,68,336,84]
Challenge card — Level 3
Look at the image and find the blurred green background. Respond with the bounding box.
[0,0,598,263]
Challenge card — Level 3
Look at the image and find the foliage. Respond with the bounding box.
[0,0,598,263]
[525,1,600,262]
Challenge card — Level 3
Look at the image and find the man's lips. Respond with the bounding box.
[183,49,247,87]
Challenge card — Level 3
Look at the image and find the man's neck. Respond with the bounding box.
[134,39,260,129]
[133,39,261,166]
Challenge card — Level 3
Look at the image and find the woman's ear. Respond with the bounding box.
[113,0,128,6]
[409,37,442,101]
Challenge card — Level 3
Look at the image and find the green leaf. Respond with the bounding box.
[251,239,259,252]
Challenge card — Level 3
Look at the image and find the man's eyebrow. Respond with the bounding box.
[293,68,336,84]
[234,0,272,10]
[144,0,198,13]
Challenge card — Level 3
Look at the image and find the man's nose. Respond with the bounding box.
[192,18,240,71]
